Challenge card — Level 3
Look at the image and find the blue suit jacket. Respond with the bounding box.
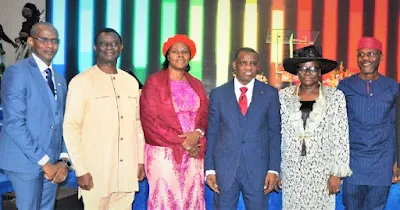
[0,56,67,173]
[205,80,282,191]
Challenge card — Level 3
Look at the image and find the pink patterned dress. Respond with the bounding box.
[145,80,205,210]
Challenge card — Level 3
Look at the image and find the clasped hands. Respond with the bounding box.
[392,162,400,183]
[41,161,69,184]
[206,173,281,194]
[179,131,202,158]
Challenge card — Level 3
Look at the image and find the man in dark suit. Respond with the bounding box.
[0,22,69,210]
[205,47,281,209]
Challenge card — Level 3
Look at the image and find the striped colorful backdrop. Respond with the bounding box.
[46,0,400,89]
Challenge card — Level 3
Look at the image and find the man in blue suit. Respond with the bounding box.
[338,37,398,210]
[0,22,69,210]
[205,47,281,209]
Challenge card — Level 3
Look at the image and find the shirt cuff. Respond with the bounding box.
[205,170,216,178]
[37,155,50,166]
[195,128,204,138]
[59,153,70,160]
[267,170,279,175]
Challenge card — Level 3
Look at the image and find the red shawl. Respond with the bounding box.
[140,69,209,163]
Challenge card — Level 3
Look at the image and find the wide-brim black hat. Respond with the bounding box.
[282,45,338,75]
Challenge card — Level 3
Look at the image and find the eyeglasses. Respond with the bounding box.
[97,41,121,48]
[31,37,60,45]
[297,66,320,75]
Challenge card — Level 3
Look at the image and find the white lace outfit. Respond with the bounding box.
[279,85,352,210]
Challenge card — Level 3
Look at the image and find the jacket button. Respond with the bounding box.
[50,126,54,129]
[120,159,123,162]
[120,137,123,141]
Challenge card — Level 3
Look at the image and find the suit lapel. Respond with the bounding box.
[224,80,243,127]
[54,71,64,110]
[246,80,263,117]
[28,57,53,112]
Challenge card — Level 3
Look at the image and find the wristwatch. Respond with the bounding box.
[57,159,72,170]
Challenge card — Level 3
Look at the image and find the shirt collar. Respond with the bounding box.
[234,77,255,91]
[32,53,53,73]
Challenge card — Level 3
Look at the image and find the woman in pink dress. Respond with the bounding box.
[140,34,209,210]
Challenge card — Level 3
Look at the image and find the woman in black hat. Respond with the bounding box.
[279,45,352,210]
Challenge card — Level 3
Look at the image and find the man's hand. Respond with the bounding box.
[327,176,341,194]
[264,173,280,194]
[137,164,146,181]
[180,131,201,150]
[51,161,69,184]
[77,173,93,191]
[42,162,58,181]
[188,146,200,158]
[392,162,400,183]
[206,174,220,193]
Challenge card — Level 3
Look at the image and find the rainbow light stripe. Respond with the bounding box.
[189,0,204,80]
[243,0,258,50]
[49,0,400,85]
[78,0,94,72]
[51,0,66,76]
[106,0,122,67]
[133,0,149,83]
[215,0,231,86]
[160,0,177,63]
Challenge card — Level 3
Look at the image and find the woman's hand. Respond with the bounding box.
[180,131,201,150]
[188,146,200,157]
[327,175,341,194]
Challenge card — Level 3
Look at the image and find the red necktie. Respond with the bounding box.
[239,87,248,115]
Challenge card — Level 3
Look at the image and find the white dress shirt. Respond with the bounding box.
[32,53,56,95]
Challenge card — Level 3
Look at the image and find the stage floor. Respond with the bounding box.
[3,173,400,210]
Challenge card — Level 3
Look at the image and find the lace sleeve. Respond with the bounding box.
[329,90,352,177]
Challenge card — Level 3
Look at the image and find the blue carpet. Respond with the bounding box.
[2,171,400,209]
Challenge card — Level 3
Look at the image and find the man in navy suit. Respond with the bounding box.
[205,47,281,209]
[338,37,398,210]
[0,22,69,210]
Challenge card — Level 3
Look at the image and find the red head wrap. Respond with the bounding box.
[357,37,382,52]
[162,34,196,59]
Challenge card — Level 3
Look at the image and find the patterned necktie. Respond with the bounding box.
[45,68,55,96]
[239,87,248,116]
